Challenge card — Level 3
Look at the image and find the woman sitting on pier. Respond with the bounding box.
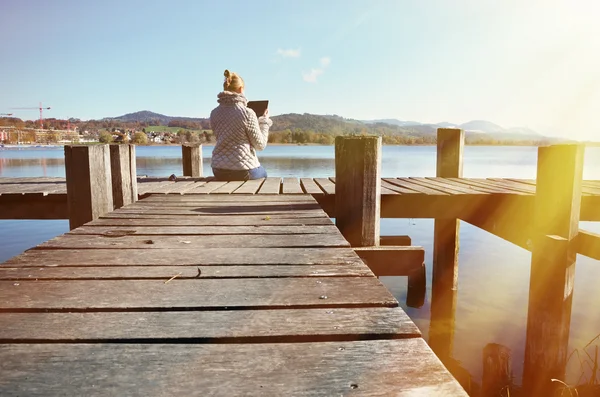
[210,69,272,181]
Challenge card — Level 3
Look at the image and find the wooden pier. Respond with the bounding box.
[1,129,599,396]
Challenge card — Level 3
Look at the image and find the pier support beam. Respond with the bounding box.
[522,144,584,396]
[182,144,203,177]
[429,128,463,360]
[65,145,113,230]
[334,136,381,247]
[110,144,137,209]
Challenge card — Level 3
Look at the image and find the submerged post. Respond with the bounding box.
[429,128,464,359]
[64,145,113,230]
[110,144,137,209]
[335,136,381,247]
[182,143,203,177]
[522,144,584,396]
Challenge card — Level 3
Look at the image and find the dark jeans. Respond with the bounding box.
[212,166,267,181]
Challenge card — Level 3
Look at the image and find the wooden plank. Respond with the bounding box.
[0,182,65,194]
[0,339,467,396]
[209,181,246,194]
[474,178,535,194]
[523,144,584,396]
[256,177,281,194]
[576,229,600,260]
[354,246,425,276]
[102,212,326,219]
[109,144,136,209]
[4,247,363,267]
[380,235,412,246]
[411,177,483,195]
[88,216,334,226]
[0,177,65,183]
[182,143,203,177]
[380,185,400,195]
[389,178,450,195]
[126,200,322,208]
[136,181,176,196]
[282,177,304,194]
[231,179,264,194]
[429,177,505,194]
[380,179,419,194]
[0,263,373,280]
[448,178,529,195]
[110,208,327,216]
[0,193,68,220]
[142,194,315,202]
[36,233,350,249]
[300,178,325,194]
[64,145,113,229]
[314,177,335,194]
[335,136,381,247]
[179,181,228,194]
[0,277,397,310]
[0,307,418,341]
[145,181,200,194]
[70,225,340,236]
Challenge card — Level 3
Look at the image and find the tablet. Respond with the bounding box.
[247,100,269,117]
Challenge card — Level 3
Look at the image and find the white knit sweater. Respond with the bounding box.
[209,91,272,170]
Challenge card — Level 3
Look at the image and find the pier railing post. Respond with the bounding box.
[182,143,203,177]
[110,144,137,209]
[522,144,584,396]
[335,136,381,247]
[429,128,464,359]
[65,145,113,230]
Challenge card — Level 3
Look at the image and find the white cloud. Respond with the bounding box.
[276,48,301,58]
[302,56,331,83]
[302,68,324,83]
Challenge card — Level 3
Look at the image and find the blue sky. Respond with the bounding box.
[1,0,599,140]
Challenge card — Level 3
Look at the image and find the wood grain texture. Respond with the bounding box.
[4,247,363,266]
[70,225,339,236]
[89,215,334,226]
[0,307,415,341]
[0,339,467,396]
[210,181,246,194]
[282,177,304,194]
[0,263,373,280]
[36,233,350,249]
[109,144,135,209]
[182,144,203,177]
[0,193,68,220]
[257,177,281,194]
[354,246,425,276]
[335,136,381,247]
[300,178,325,194]
[232,179,264,194]
[142,194,315,202]
[0,277,397,310]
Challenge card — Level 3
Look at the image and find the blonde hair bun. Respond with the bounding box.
[223,69,244,92]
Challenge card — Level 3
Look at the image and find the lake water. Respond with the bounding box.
[1,144,599,392]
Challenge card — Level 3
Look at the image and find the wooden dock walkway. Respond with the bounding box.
[0,194,466,396]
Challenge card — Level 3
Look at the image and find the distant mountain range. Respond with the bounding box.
[105,110,551,142]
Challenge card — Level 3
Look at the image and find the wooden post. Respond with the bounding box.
[335,136,381,247]
[522,144,584,396]
[406,262,426,308]
[429,128,464,359]
[182,144,203,177]
[482,343,512,397]
[64,145,113,230]
[110,144,137,209]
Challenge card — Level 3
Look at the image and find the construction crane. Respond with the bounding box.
[10,102,51,129]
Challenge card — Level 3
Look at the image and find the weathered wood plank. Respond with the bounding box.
[37,233,350,249]
[0,307,417,341]
[390,178,450,195]
[282,177,304,194]
[231,179,264,194]
[142,194,315,202]
[0,277,397,310]
[300,178,325,194]
[179,181,228,194]
[257,177,281,194]
[0,193,68,220]
[102,212,326,219]
[335,136,381,247]
[0,182,65,194]
[576,229,600,260]
[70,225,339,236]
[0,177,65,183]
[429,178,504,194]
[125,200,323,208]
[380,179,418,194]
[4,247,363,267]
[89,216,334,226]
[354,246,425,276]
[474,178,535,194]
[182,143,203,177]
[145,181,200,194]
[109,144,136,209]
[110,208,327,216]
[210,181,246,194]
[410,177,477,195]
[0,263,373,280]
[314,177,335,194]
[447,178,529,195]
[0,339,467,396]
[136,181,176,195]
